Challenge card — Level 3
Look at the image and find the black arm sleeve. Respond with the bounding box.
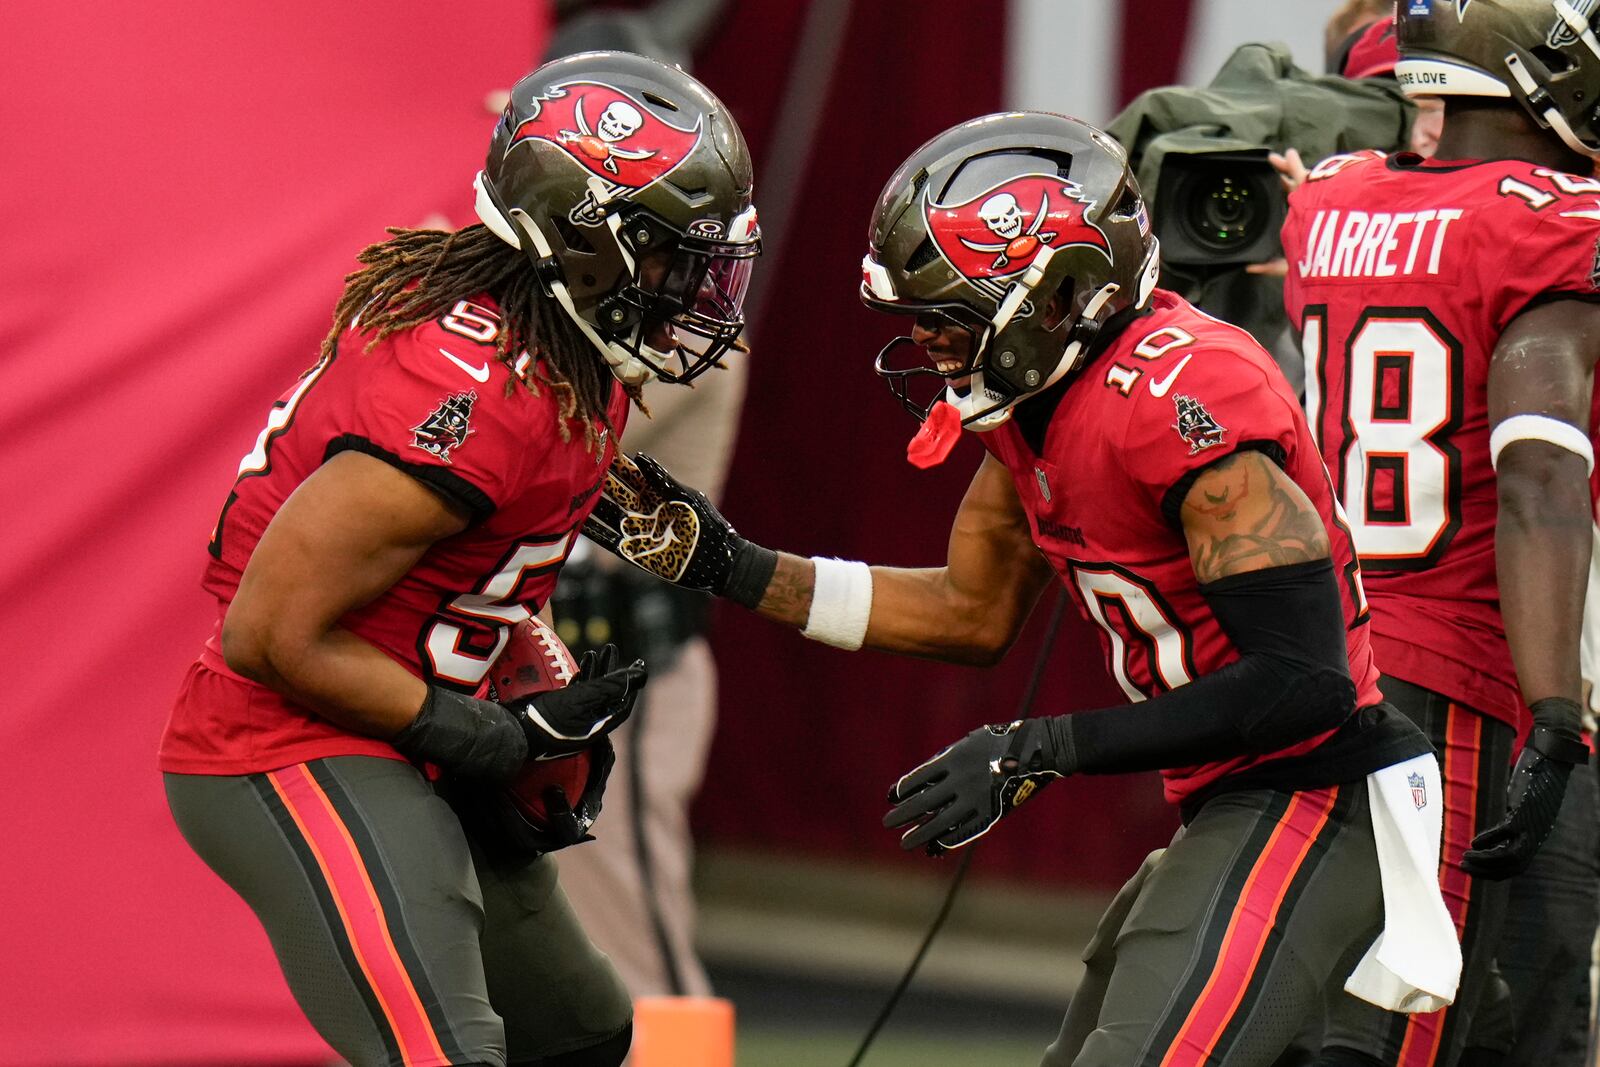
[1045,558,1357,776]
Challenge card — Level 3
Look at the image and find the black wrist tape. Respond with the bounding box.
[392,687,528,784]
[1528,697,1589,764]
[722,540,779,610]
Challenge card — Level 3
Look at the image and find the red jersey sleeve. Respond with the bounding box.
[328,323,546,519]
[1119,345,1303,523]
[1491,195,1600,332]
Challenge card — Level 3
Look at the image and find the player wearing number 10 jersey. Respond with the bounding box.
[1281,4,1600,1065]
[581,113,1449,1067]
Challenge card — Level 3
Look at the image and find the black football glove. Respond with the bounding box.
[884,719,1064,855]
[395,645,646,783]
[512,735,619,854]
[583,452,777,608]
[1462,698,1589,880]
[508,644,647,758]
[444,736,619,862]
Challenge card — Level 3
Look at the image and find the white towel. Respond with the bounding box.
[1344,753,1462,1013]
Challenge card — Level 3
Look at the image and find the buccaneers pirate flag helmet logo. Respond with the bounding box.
[506,81,703,194]
[475,54,757,388]
[924,175,1111,285]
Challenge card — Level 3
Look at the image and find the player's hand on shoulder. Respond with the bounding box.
[508,643,647,757]
[884,719,1064,855]
[584,451,777,608]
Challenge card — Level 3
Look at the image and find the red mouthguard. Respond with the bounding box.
[906,401,962,469]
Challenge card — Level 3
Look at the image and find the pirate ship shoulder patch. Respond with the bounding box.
[1171,393,1226,455]
[411,390,478,464]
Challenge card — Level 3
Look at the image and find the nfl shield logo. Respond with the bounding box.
[1407,772,1427,810]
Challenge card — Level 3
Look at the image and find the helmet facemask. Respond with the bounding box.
[1505,6,1600,158]
[870,303,995,424]
[867,246,1085,431]
[477,171,759,385]
[592,205,760,383]
[867,266,1146,431]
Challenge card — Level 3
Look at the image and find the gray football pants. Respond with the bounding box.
[1043,781,1384,1067]
[165,755,632,1067]
[1488,754,1600,1065]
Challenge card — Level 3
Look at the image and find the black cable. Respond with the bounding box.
[1019,591,1070,720]
[845,590,1072,1067]
[844,849,975,1067]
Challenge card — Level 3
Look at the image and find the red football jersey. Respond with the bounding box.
[160,296,628,774]
[984,289,1383,803]
[1282,151,1600,729]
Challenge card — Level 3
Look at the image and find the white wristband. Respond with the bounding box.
[803,557,874,650]
[1490,414,1595,475]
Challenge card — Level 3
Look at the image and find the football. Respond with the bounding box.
[490,617,592,825]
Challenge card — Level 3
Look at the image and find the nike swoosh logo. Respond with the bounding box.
[1148,353,1194,398]
[438,347,490,383]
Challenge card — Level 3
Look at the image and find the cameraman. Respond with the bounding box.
[1106,20,1423,392]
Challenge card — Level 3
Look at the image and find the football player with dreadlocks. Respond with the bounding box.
[1278,4,1600,1066]
[158,52,759,1067]
[585,112,1457,1066]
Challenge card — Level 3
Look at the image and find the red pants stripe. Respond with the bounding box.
[1395,705,1482,1066]
[1159,787,1339,1066]
[267,764,451,1067]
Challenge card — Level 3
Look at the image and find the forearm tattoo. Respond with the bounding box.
[1183,451,1330,584]
[758,553,815,627]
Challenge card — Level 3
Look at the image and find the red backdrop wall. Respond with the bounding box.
[3,3,547,1062]
[691,2,1177,886]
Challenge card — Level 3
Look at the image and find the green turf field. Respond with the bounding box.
[737,1025,1052,1066]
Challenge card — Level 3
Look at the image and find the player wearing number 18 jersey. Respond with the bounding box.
[1285,150,1595,733]
[1282,4,1600,1064]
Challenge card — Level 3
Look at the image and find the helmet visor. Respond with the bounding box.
[654,237,757,339]
[689,249,755,329]
[603,222,761,383]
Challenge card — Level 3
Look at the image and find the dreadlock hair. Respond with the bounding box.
[320,224,643,449]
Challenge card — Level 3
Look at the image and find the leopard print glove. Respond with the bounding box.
[583,452,777,607]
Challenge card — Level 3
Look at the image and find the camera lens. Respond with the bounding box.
[1154,152,1285,267]
[1180,173,1266,252]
